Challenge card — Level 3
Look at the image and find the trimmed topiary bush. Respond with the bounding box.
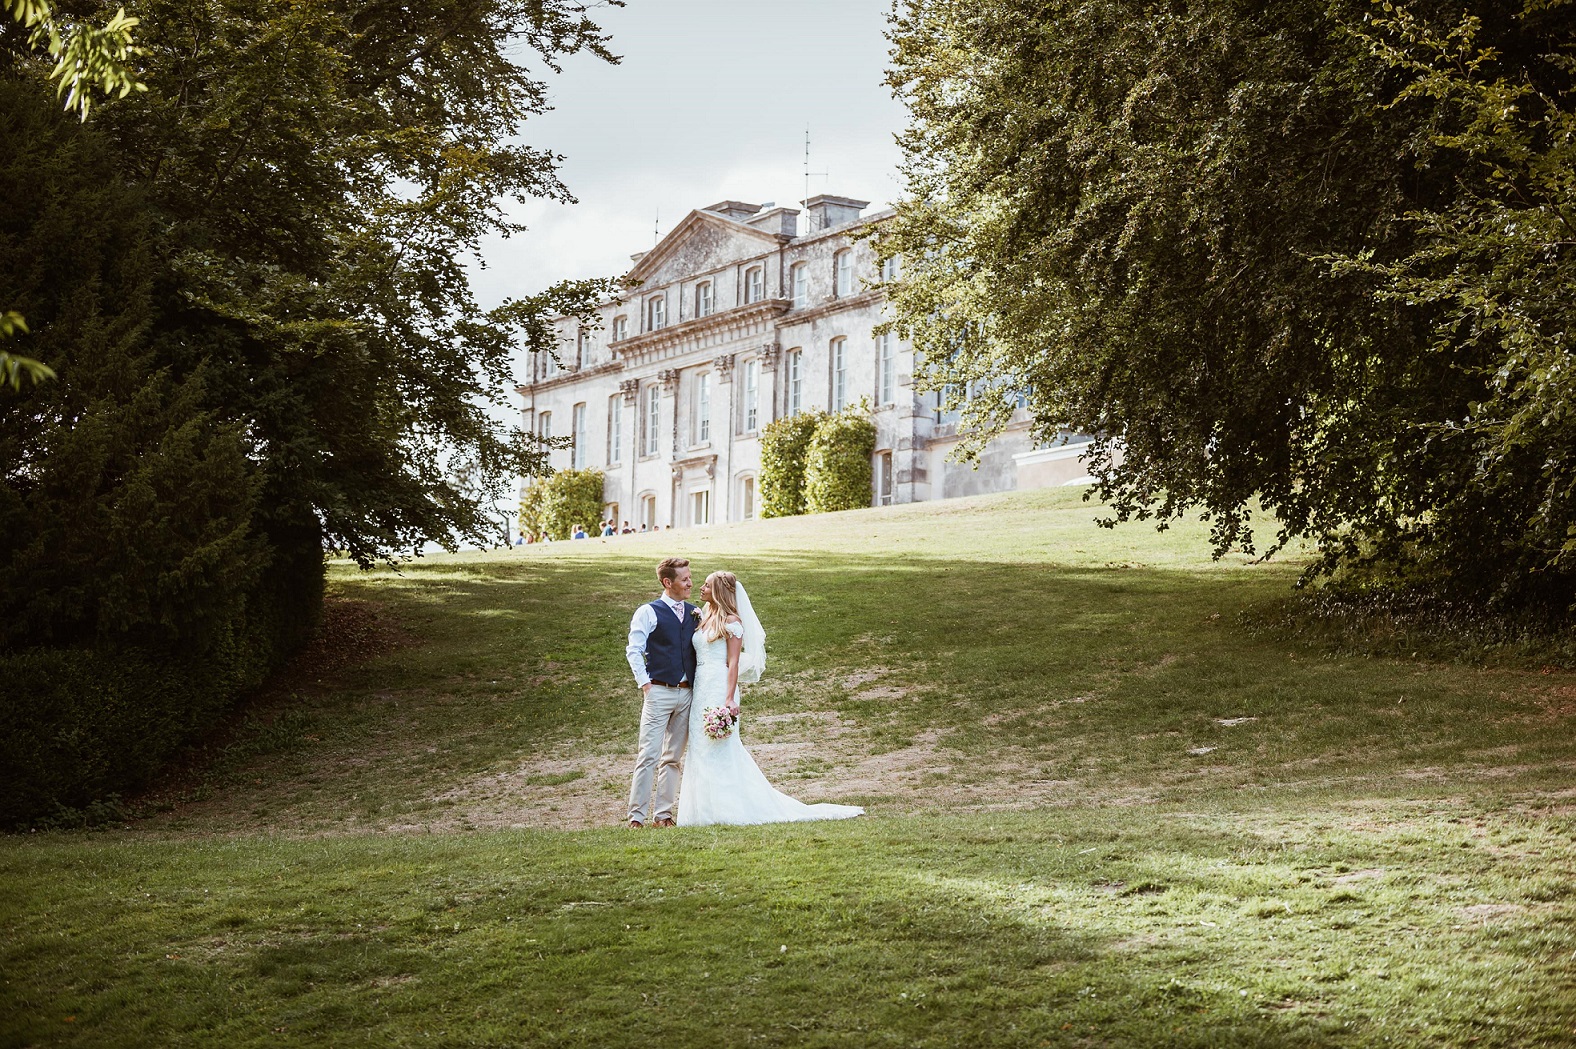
[524,468,606,540]
[758,411,825,518]
[806,403,877,514]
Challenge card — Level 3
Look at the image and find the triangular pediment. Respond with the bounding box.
[627,210,785,288]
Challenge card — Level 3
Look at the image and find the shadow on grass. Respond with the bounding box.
[6,815,1507,1047]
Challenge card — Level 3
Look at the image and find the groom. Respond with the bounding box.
[623,556,696,828]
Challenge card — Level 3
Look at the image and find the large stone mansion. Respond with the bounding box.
[517,194,1091,530]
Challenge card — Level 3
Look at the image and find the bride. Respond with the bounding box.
[677,571,865,827]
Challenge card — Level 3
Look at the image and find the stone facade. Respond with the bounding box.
[517,195,1090,531]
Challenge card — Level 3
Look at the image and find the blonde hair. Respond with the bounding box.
[700,571,739,642]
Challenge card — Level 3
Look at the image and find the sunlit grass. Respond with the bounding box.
[3,487,1574,1047]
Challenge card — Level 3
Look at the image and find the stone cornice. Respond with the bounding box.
[611,299,791,363]
[516,358,621,396]
[776,288,883,326]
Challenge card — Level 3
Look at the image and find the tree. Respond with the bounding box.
[881,0,1576,612]
[524,468,605,540]
[0,0,626,819]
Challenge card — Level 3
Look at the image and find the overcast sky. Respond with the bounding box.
[469,0,909,309]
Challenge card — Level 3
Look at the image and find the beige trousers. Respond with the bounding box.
[628,683,691,823]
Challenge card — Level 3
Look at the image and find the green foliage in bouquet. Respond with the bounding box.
[526,469,605,540]
[758,410,825,518]
[806,402,877,514]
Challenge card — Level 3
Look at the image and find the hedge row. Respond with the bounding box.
[760,404,877,518]
[759,411,825,518]
[806,406,878,513]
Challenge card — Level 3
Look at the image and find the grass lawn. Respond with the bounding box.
[3,487,1574,1047]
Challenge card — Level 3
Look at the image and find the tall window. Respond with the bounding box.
[540,351,558,380]
[743,358,759,431]
[695,372,711,444]
[695,281,713,318]
[741,476,756,520]
[576,329,590,368]
[644,384,660,456]
[612,315,628,341]
[879,254,900,282]
[691,489,711,527]
[830,338,848,411]
[875,451,894,505]
[646,295,666,330]
[607,394,622,464]
[834,249,854,297]
[744,266,764,304]
[787,348,803,416]
[790,262,808,307]
[877,331,896,405]
[571,402,587,468]
[537,410,551,439]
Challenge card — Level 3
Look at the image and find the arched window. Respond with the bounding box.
[830,337,848,411]
[834,250,854,297]
[612,315,628,342]
[571,402,587,468]
[876,331,896,406]
[607,394,622,464]
[695,281,713,318]
[646,295,666,330]
[786,348,803,416]
[694,372,711,444]
[644,384,660,456]
[744,266,764,304]
[739,474,757,520]
[790,262,808,307]
[742,357,760,432]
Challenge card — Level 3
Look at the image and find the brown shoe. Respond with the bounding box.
[627,820,644,829]
[652,817,675,828]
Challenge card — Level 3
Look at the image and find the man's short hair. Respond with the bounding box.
[657,557,690,584]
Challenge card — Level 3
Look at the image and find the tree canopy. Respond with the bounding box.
[881,0,1576,612]
[0,0,623,819]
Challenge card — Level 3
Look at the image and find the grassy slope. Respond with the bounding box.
[3,488,1574,1047]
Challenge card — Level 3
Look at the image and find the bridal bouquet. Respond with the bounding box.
[702,706,738,740]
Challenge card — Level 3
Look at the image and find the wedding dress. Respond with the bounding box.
[677,621,865,826]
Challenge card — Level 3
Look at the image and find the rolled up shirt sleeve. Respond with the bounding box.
[626,604,656,688]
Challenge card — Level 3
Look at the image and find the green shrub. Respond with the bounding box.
[524,468,606,540]
[759,411,825,518]
[806,403,877,514]
[0,604,290,828]
[518,482,545,539]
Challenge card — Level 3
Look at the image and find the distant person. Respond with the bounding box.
[572,524,588,539]
[602,521,616,537]
[622,520,634,534]
[516,533,525,546]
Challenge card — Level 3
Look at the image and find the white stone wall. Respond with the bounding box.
[516,197,1052,534]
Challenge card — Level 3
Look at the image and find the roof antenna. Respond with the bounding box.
[803,126,827,231]
[654,207,660,244]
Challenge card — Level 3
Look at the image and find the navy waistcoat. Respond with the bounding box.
[644,600,697,685]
